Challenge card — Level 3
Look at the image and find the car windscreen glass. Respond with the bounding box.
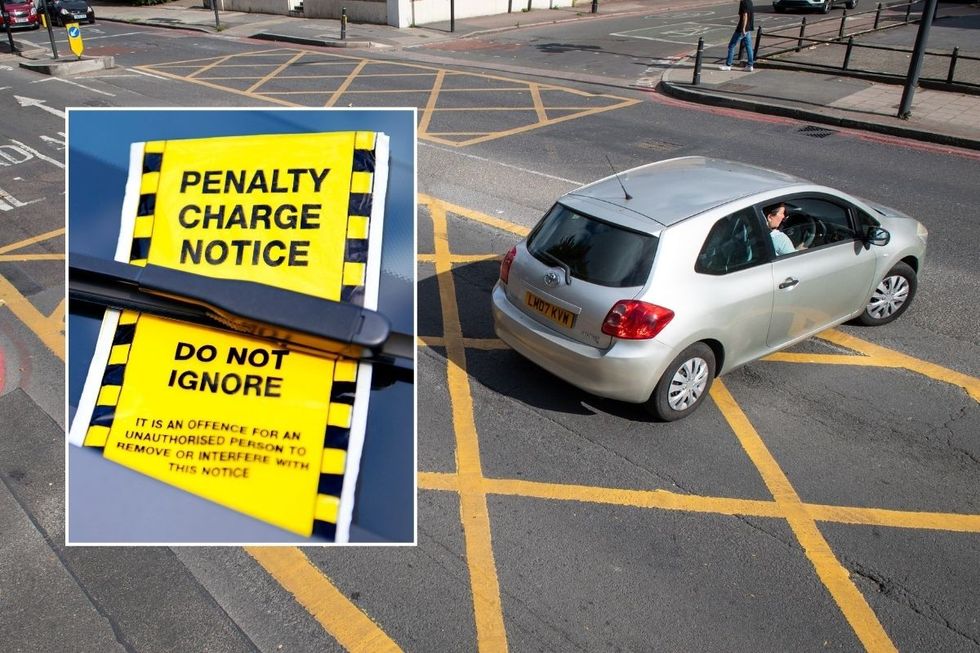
[526,203,658,288]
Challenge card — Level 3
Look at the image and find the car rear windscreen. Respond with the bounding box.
[527,204,658,288]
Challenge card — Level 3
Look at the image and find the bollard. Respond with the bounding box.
[527,0,532,11]
[592,0,598,12]
[842,36,854,69]
[693,37,704,85]
[449,0,454,32]
[839,9,847,39]
[39,0,58,58]
[754,25,762,59]
[797,17,806,52]
[508,0,512,12]
[341,7,347,39]
[946,46,958,83]
[212,0,220,29]
[873,2,882,30]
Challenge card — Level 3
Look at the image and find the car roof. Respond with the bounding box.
[562,156,809,227]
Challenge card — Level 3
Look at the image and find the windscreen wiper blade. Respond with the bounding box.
[68,254,414,373]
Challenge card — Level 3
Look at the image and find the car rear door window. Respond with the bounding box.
[696,207,769,275]
[526,204,658,288]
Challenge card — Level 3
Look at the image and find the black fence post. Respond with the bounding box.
[211,0,220,29]
[797,17,806,52]
[898,0,938,118]
[904,2,912,24]
[39,0,58,59]
[508,0,512,12]
[592,0,598,13]
[754,25,762,59]
[873,2,882,29]
[946,46,958,83]
[693,37,704,85]
[527,0,532,11]
[341,7,347,38]
[448,1,453,32]
[1,0,17,55]
[842,36,854,69]
[839,9,847,39]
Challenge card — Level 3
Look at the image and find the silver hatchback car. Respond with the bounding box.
[491,157,928,421]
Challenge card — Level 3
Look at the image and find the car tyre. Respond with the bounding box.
[647,342,716,422]
[855,262,916,326]
[845,0,857,7]
[822,0,832,12]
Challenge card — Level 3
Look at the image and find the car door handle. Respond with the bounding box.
[778,277,799,289]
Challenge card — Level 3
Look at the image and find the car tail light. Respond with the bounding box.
[601,301,674,339]
[499,246,517,285]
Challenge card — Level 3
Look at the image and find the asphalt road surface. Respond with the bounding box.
[1,10,978,652]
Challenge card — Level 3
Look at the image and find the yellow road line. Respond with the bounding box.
[0,254,64,262]
[420,195,530,237]
[417,253,501,264]
[454,97,641,147]
[529,83,548,123]
[420,472,980,533]
[187,53,236,79]
[0,228,64,255]
[418,69,447,138]
[819,329,980,402]
[135,66,297,107]
[712,380,897,652]
[763,352,890,366]
[247,50,305,94]
[0,275,64,362]
[326,59,369,107]
[247,548,401,652]
[431,201,508,652]
[148,48,289,66]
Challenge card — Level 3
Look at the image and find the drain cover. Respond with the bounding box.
[797,125,837,138]
[638,140,681,151]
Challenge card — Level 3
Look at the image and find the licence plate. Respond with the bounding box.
[525,291,575,329]
[14,17,26,22]
[74,13,87,18]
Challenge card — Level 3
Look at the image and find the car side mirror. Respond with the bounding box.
[865,226,890,247]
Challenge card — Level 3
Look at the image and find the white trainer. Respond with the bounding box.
[719,65,732,71]
[746,66,755,72]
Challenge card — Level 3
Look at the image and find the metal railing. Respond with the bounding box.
[748,1,979,91]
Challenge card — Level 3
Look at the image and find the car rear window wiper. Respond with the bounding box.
[69,254,413,379]
[535,249,572,286]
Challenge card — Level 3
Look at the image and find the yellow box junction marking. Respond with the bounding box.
[137,49,640,147]
[0,228,65,361]
[250,197,976,650]
[410,193,979,653]
[70,132,385,538]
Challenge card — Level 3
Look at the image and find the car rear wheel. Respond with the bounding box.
[647,343,715,421]
[822,0,832,12]
[845,0,857,7]
[856,262,916,326]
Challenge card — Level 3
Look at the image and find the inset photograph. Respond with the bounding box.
[66,108,416,544]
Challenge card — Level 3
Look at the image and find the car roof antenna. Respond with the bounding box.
[605,155,633,200]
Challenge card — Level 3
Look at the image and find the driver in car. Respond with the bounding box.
[765,203,805,256]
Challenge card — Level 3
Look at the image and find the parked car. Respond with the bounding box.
[491,157,927,421]
[1,0,40,30]
[44,0,95,25]
[773,0,857,13]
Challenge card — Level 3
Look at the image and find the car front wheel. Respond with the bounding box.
[822,0,832,12]
[856,262,917,326]
[647,342,716,421]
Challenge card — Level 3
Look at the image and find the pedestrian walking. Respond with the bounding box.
[720,0,755,71]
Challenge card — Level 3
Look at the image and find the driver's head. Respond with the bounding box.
[766,204,786,229]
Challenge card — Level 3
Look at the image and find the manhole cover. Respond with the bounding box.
[638,140,681,151]
[797,125,837,138]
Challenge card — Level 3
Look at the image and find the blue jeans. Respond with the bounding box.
[726,30,754,67]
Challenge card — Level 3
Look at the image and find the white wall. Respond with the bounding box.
[391,0,577,28]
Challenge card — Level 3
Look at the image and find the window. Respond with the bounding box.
[780,197,858,248]
[696,207,768,275]
[526,204,659,288]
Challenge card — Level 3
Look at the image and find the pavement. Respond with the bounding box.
[2,0,978,145]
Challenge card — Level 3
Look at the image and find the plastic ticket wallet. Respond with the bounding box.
[69,131,389,541]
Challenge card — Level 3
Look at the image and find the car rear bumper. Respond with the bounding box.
[492,282,673,404]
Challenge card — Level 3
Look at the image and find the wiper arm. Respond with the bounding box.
[536,249,571,286]
[69,254,414,378]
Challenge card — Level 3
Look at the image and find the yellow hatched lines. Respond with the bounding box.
[137,49,640,147]
[412,193,980,653]
[0,228,65,361]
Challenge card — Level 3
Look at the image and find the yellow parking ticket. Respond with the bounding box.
[69,131,389,541]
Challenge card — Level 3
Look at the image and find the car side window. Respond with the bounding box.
[696,207,769,275]
[781,197,858,249]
